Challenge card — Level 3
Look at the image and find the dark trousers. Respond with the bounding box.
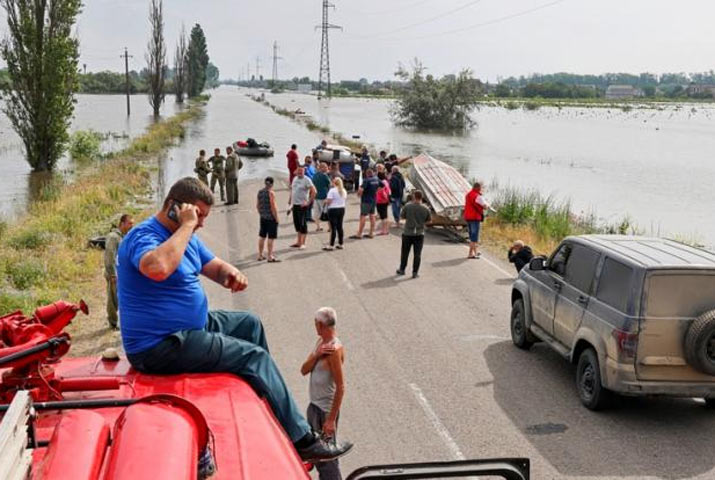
[226,177,238,204]
[126,310,310,442]
[307,403,342,480]
[328,207,345,246]
[292,205,308,234]
[399,234,425,274]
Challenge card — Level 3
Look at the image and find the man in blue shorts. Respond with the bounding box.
[350,168,380,239]
[117,177,352,463]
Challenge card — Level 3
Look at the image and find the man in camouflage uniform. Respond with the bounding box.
[224,145,244,205]
[104,214,134,329]
[208,147,226,201]
[194,149,211,185]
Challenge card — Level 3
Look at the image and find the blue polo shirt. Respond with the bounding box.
[117,216,215,354]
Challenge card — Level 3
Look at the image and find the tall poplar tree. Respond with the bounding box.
[0,0,82,172]
[186,24,209,97]
[146,0,166,116]
[173,24,187,103]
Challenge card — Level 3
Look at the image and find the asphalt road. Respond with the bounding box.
[198,179,715,480]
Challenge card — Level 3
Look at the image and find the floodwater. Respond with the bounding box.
[265,91,715,248]
[5,86,715,249]
[0,94,180,220]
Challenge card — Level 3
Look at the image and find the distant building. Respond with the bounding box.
[297,83,312,94]
[605,85,644,99]
[687,84,715,98]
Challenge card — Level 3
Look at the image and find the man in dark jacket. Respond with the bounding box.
[389,166,405,227]
[508,240,534,273]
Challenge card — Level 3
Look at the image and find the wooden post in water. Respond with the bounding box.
[121,47,133,116]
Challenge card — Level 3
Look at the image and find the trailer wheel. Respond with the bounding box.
[684,309,715,376]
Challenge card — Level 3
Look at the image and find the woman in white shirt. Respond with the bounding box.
[323,177,347,251]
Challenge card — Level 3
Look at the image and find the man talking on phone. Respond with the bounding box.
[116,177,352,463]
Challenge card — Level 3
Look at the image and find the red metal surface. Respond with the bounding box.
[34,410,110,480]
[1,301,310,479]
[25,359,310,479]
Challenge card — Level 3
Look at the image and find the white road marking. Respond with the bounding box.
[408,383,466,461]
[338,268,355,291]
[481,255,515,278]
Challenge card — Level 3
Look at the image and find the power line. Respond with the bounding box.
[342,0,435,16]
[366,0,484,38]
[347,0,567,43]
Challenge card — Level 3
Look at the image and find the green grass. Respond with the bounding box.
[0,97,208,314]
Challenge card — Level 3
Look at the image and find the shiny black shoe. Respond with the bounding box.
[412,272,419,279]
[395,269,405,276]
[296,438,354,463]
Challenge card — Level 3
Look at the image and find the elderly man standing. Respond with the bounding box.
[117,177,352,463]
[104,213,134,329]
[208,148,226,201]
[301,307,346,480]
[225,146,243,205]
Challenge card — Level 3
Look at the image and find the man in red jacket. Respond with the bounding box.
[287,144,300,184]
[464,182,490,259]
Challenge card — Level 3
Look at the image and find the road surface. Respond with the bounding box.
[198,179,715,479]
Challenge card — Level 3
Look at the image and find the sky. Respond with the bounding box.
[66,0,715,82]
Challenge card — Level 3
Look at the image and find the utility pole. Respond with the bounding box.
[271,41,283,87]
[255,56,261,82]
[121,47,133,116]
[83,63,87,75]
[316,0,342,99]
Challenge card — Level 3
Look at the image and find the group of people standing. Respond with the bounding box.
[194,146,243,205]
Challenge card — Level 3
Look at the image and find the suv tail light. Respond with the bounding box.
[613,330,639,361]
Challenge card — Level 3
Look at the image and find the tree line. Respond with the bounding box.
[0,0,216,172]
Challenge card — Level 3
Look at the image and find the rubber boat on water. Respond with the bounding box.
[232,140,274,157]
[408,153,471,225]
[0,300,530,479]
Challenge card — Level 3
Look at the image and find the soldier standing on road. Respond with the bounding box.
[104,214,134,329]
[208,147,226,201]
[225,146,243,205]
[194,149,211,186]
[301,307,346,480]
[396,190,431,279]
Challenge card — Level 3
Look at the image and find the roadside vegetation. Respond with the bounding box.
[0,98,207,320]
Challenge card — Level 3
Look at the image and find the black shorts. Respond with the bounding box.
[259,218,278,239]
[376,203,389,220]
[292,205,308,234]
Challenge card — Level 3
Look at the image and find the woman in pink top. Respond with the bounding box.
[375,171,392,235]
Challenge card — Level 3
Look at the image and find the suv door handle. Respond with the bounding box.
[553,281,563,291]
[577,295,588,304]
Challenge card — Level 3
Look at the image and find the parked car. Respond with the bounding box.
[510,235,715,410]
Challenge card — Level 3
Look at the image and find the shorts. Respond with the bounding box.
[376,203,389,220]
[259,218,278,239]
[360,201,376,216]
[315,199,327,218]
[292,205,308,234]
[467,220,481,243]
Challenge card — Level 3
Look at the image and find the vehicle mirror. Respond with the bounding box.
[529,257,545,271]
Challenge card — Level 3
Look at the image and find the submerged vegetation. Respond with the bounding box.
[0,98,207,315]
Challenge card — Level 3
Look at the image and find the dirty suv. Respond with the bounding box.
[510,235,715,410]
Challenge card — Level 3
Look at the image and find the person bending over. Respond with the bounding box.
[508,240,533,273]
[117,177,351,463]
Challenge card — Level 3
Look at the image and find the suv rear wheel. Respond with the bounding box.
[576,348,611,410]
[684,309,715,376]
[510,299,533,350]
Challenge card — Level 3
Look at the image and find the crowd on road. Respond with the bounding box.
[99,139,534,480]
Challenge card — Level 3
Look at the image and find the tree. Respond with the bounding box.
[391,60,481,131]
[0,0,82,172]
[186,24,209,97]
[174,24,187,103]
[205,62,219,89]
[146,0,166,115]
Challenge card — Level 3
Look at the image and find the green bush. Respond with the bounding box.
[7,228,53,250]
[5,258,45,289]
[69,130,103,161]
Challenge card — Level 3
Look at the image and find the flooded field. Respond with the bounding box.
[0,94,180,220]
[265,91,715,248]
[4,86,715,249]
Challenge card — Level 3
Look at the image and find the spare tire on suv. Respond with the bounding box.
[684,309,715,376]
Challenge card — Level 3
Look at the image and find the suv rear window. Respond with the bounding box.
[596,258,633,312]
[564,245,600,294]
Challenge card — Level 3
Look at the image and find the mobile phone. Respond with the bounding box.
[167,200,181,223]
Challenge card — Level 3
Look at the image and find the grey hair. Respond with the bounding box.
[315,307,337,327]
